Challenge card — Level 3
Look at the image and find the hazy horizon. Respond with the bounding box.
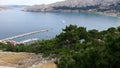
[0,0,64,5]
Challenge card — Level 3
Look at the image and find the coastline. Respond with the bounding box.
[23,8,120,18]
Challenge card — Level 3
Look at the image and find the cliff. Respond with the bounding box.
[24,0,120,16]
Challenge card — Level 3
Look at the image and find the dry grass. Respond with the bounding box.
[40,62,56,68]
[0,52,33,67]
[0,52,57,68]
[29,62,57,68]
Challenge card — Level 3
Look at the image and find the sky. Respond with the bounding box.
[0,0,64,5]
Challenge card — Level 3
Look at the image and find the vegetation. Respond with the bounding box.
[0,25,120,68]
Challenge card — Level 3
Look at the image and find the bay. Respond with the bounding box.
[0,7,120,41]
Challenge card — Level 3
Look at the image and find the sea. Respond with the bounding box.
[0,6,120,41]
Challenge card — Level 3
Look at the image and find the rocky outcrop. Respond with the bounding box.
[24,0,120,16]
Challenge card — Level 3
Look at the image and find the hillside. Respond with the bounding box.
[24,0,120,16]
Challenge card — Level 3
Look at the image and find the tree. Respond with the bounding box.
[88,29,100,40]
[56,25,79,48]
[117,26,120,32]
[57,56,76,68]
[107,27,117,34]
[77,27,88,40]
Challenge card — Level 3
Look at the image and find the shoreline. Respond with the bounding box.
[23,9,120,18]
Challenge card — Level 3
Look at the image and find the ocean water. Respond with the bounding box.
[0,7,120,41]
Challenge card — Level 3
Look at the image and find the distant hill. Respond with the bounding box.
[5,5,29,8]
[0,6,9,11]
[24,0,120,16]
[0,5,30,11]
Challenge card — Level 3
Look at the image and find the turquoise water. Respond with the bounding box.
[0,8,120,41]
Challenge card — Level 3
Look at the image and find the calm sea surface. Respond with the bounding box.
[0,7,120,41]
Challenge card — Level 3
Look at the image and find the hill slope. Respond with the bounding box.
[24,0,120,16]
